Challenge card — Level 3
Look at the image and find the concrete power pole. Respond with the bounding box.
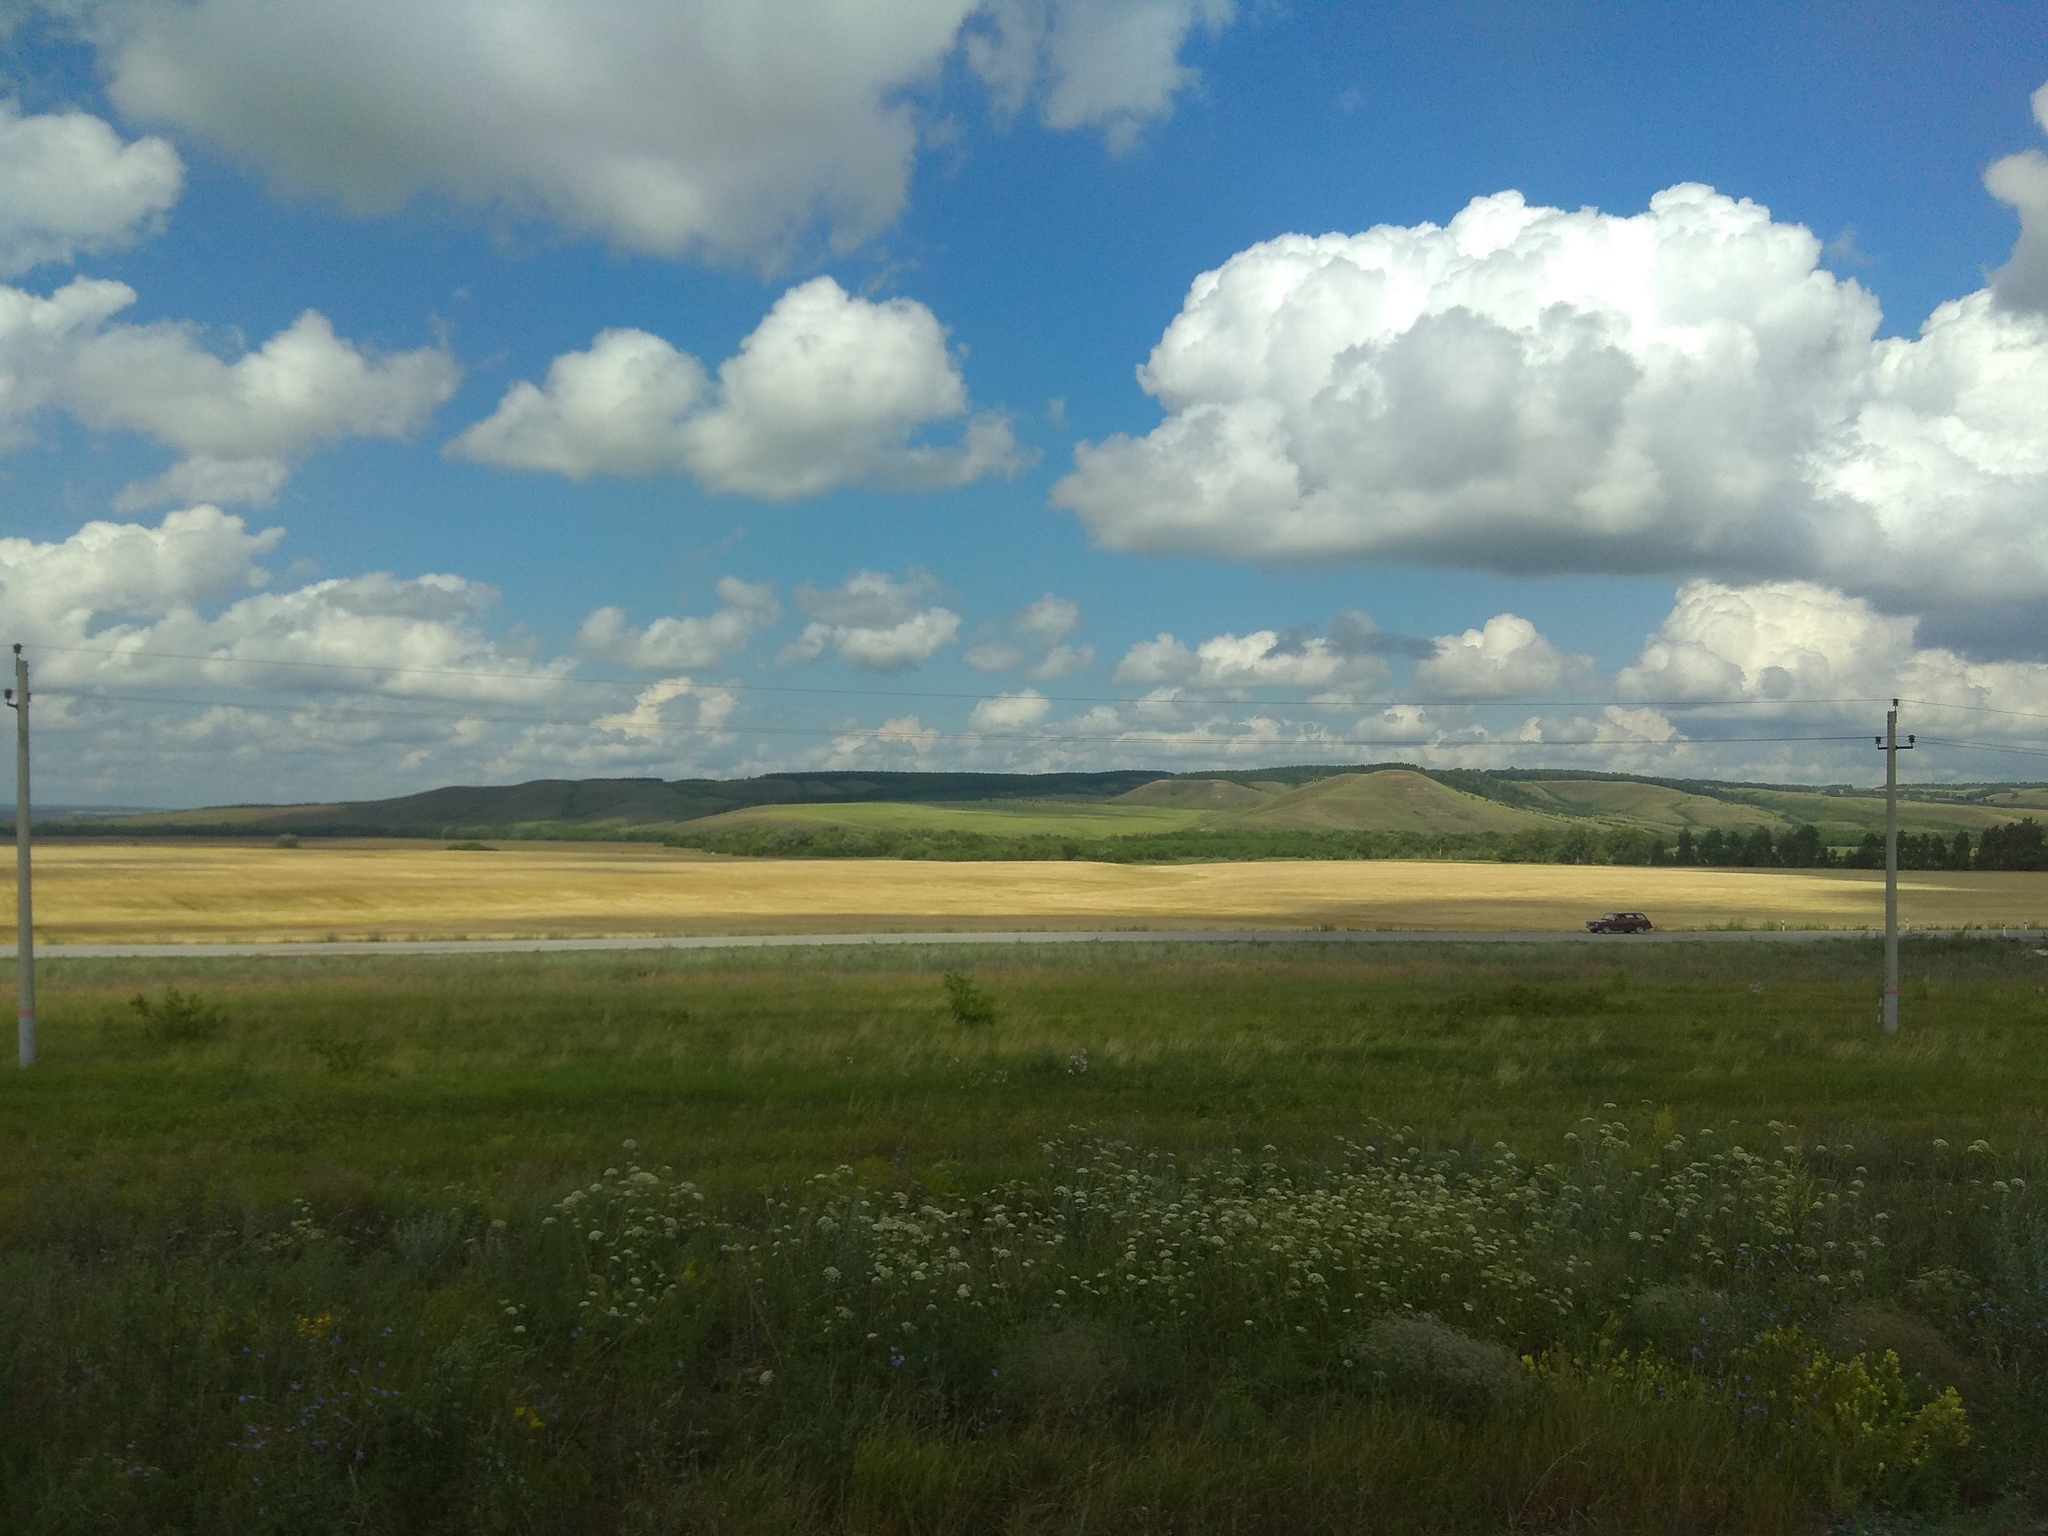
[1878,698,1914,1034]
[6,645,30,1067]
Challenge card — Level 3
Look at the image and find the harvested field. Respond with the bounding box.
[7,838,2047,942]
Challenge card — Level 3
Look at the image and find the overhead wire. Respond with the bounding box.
[23,644,2048,761]
[17,639,1915,714]
[33,685,1897,752]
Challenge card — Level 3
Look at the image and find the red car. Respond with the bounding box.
[1587,911,1653,933]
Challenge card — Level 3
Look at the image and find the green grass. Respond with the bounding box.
[3,940,2047,1532]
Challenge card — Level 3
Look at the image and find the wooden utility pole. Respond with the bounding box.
[6,644,30,1067]
[1878,698,1913,1034]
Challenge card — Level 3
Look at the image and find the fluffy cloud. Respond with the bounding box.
[576,577,779,671]
[0,506,567,705]
[966,0,1234,151]
[0,506,801,801]
[98,0,967,267]
[1055,138,2048,646]
[1986,82,2048,313]
[1111,614,1390,691]
[95,0,1231,267]
[827,712,939,765]
[1414,614,1595,699]
[0,278,460,504]
[448,278,1019,497]
[595,676,737,741]
[1619,580,2048,727]
[1014,592,1081,643]
[0,102,183,274]
[780,568,960,670]
[964,591,1094,679]
[968,687,1052,731]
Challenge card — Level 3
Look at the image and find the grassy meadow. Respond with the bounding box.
[10,838,2048,943]
[3,938,2048,1532]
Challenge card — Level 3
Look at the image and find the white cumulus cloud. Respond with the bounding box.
[0,507,815,801]
[94,0,1233,267]
[576,576,779,671]
[0,102,183,275]
[0,506,567,705]
[966,0,1234,151]
[98,0,970,268]
[969,687,1052,731]
[1112,620,1389,691]
[779,568,961,671]
[1986,82,2048,313]
[448,277,1019,497]
[827,712,939,765]
[1619,580,2048,724]
[595,676,737,741]
[0,277,460,505]
[1415,614,1595,699]
[1055,126,2048,648]
[964,591,1094,678]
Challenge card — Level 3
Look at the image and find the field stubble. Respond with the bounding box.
[7,839,2047,943]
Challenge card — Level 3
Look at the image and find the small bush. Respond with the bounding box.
[1354,1313,1533,1424]
[129,987,226,1043]
[942,971,996,1027]
[273,832,299,848]
[445,840,494,851]
[307,1037,388,1075]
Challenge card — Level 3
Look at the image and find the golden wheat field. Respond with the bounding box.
[2,839,2045,944]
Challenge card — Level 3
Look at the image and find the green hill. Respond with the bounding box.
[679,798,1208,840]
[1112,778,1278,811]
[1212,769,1561,836]
[39,763,2048,865]
[67,770,1163,838]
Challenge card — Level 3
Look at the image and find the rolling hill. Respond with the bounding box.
[1205,769,1558,836]
[35,763,2048,859]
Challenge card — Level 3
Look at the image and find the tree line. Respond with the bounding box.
[657,815,2048,868]
[1498,816,2048,870]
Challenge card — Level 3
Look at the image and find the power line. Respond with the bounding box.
[18,640,1920,713]
[1901,699,2048,726]
[26,644,2048,730]
[34,686,1895,752]
[1914,735,2048,759]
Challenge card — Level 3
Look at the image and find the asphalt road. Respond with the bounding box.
[3,926,2025,960]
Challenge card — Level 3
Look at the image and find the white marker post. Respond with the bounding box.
[7,644,31,1067]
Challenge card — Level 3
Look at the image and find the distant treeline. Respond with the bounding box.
[665,816,2048,869]
[1668,818,2046,872]
[661,825,1506,863]
[20,811,2047,870]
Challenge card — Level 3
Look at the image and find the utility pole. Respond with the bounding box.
[6,644,30,1067]
[1876,698,1914,1034]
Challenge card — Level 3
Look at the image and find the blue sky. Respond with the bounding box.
[1,1,2046,805]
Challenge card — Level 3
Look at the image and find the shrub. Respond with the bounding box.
[943,971,996,1027]
[129,987,226,1043]
[273,832,300,848]
[1354,1313,1533,1423]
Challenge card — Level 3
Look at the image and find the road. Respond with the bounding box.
[3,926,2025,960]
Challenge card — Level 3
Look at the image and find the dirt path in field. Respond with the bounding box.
[4,840,2044,944]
